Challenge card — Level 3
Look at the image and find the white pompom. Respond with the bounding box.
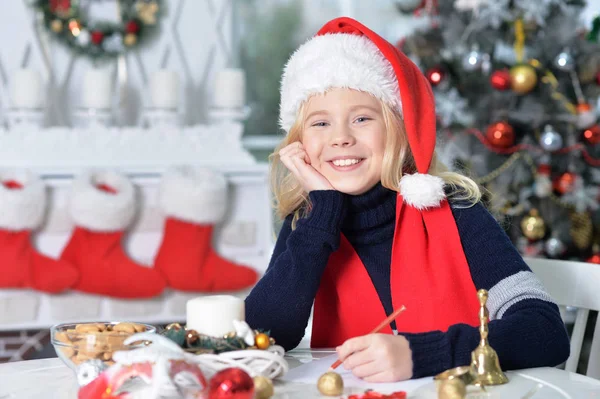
[399,173,446,210]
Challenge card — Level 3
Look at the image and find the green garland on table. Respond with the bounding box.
[32,0,162,59]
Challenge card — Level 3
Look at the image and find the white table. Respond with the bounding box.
[0,349,598,398]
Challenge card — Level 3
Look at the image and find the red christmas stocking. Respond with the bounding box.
[0,171,78,293]
[154,167,258,292]
[60,171,166,298]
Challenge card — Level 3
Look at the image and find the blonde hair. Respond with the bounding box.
[270,98,481,227]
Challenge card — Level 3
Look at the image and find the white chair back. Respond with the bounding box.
[525,256,600,379]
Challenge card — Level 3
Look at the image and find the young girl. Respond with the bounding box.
[245,17,570,382]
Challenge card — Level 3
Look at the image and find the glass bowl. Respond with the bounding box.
[51,321,156,371]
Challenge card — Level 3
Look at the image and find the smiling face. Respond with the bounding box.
[301,88,387,195]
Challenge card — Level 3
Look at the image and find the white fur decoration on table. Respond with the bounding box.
[0,123,255,172]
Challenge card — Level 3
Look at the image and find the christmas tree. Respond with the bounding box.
[396,0,600,262]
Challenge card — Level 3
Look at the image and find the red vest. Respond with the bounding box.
[311,194,480,348]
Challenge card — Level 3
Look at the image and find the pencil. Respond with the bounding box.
[329,305,407,370]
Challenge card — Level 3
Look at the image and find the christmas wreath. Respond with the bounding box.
[33,0,162,59]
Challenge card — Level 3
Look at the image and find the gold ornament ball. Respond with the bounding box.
[510,64,538,94]
[255,333,270,349]
[521,209,546,241]
[165,322,182,331]
[317,371,344,396]
[253,376,274,399]
[51,19,63,33]
[124,33,138,46]
[437,379,467,399]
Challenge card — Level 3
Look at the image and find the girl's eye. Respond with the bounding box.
[312,122,329,127]
[355,117,372,123]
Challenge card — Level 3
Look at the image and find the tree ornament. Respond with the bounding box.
[490,69,511,90]
[545,237,566,258]
[554,172,577,195]
[462,47,484,72]
[393,0,423,13]
[254,333,270,350]
[576,103,597,129]
[554,51,575,72]
[253,376,274,399]
[539,124,563,152]
[570,211,593,250]
[186,329,200,347]
[50,0,72,16]
[425,66,445,87]
[136,0,159,24]
[68,18,82,36]
[50,19,63,33]
[317,371,344,396]
[124,33,138,46]
[486,121,515,148]
[520,209,546,241]
[596,71,600,85]
[583,125,600,145]
[91,31,104,45]
[208,368,254,399]
[126,20,140,34]
[534,164,552,198]
[510,64,538,94]
[76,29,91,46]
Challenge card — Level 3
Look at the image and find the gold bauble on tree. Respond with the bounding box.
[124,33,138,46]
[51,19,63,33]
[253,376,274,399]
[521,209,546,241]
[570,211,593,250]
[317,371,344,396]
[510,64,538,94]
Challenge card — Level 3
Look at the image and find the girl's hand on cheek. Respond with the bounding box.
[279,142,334,192]
[336,334,413,382]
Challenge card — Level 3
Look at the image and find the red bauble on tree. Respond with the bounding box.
[490,69,512,90]
[91,31,104,45]
[425,66,445,87]
[50,0,71,15]
[486,121,515,148]
[208,368,254,399]
[126,20,140,34]
[553,172,577,195]
[583,124,600,145]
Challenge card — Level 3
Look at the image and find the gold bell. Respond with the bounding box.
[470,289,508,386]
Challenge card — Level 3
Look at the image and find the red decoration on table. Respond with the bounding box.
[425,66,445,86]
[348,391,407,399]
[553,172,577,195]
[587,253,600,264]
[208,368,254,399]
[583,125,600,145]
[486,121,515,148]
[91,31,104,45]
[490,69,512,90]
[126,21,140,34]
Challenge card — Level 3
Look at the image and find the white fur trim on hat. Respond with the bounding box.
[279,33,402,133]
[400,173,446,210]
[0,170,46,231]
[159,166,228,224]
[69,171,136,232]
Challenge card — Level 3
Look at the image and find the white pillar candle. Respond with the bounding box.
[186,295,245,337]
[11,69,44,109]
[150,70,180,109]
[83,69,113,109]
[213,68,246,109]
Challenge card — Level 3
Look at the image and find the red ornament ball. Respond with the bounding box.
[486,121,515,148]
[126,20,140,34]
[553,172,577,195]
[490,69,512,90]
[208,368,254,399]
[587,253,600,264]
[583,124,600,145]
[91,31,104,45]
[425,67,445,87]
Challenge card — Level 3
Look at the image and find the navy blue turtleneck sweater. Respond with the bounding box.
[245,184,570,378]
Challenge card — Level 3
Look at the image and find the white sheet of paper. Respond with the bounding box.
[283,354,433,394]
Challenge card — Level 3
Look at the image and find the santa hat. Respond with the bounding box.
[279,17,444,209]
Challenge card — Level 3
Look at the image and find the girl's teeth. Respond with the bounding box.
[333,159,360,166]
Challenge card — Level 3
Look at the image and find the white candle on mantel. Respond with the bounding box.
[150,70,180,109]
[11,69,45,109]
[82,69,113,109]
[213,68,246,109]
[186,295,245,337]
